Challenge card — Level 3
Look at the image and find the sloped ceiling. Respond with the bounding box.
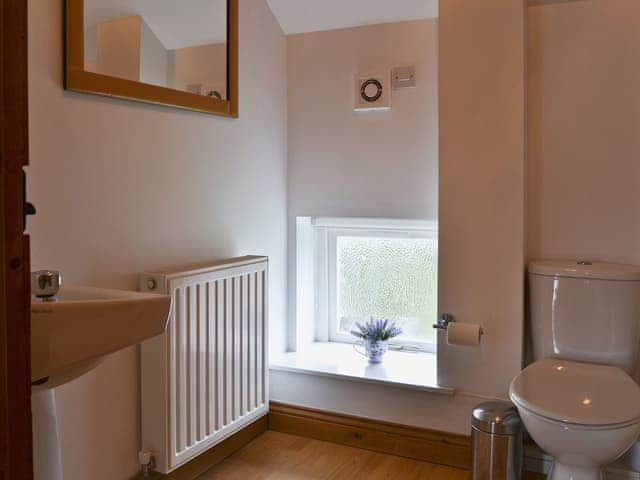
[85,0,439,50]
[266,0,438,35]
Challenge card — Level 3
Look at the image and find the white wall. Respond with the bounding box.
[527,0,640,265]
[28,0,639,467]
[526,0,640,456]
[95,16,141,82]
[273,0,526,430]
[169,43,227,97]
[91,16,170,88]
[277,0,639,435]
[286,19,439,349]
[438,0,526,398]
[270,370,492,436]
[27,1,287,479]
[140,19,169,88]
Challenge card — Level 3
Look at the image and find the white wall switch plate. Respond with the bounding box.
[392,66,416,90]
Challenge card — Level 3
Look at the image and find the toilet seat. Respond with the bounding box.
[509,358,640,427]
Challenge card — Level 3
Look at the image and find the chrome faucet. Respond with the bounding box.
[31,270,62,299]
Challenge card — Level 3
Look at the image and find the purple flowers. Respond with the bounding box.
[350,317,402,342]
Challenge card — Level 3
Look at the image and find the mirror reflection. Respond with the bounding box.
[84,0,228,100]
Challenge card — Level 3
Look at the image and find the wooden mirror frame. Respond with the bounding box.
[65,0,238,117]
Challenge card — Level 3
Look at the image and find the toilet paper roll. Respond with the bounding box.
[446,322,482,347]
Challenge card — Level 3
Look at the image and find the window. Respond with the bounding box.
[296,217,438,352]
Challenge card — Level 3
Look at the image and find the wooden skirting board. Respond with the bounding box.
[269,401,472,470]
[141,404,545,480]
[147,415,269,480]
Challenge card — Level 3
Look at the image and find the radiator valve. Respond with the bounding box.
[138,450,156,477]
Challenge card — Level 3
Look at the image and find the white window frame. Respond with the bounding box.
[296,217,438,353]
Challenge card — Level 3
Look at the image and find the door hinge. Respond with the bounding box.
[23,169,36,231]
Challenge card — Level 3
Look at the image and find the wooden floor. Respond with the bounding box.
[198,431,471,480]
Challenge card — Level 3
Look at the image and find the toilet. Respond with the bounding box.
[510,260,640,480]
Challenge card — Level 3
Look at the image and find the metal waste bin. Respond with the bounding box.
[472,401,523,480]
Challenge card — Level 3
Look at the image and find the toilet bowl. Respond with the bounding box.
[518,260,640,480]
[510,358,640,480]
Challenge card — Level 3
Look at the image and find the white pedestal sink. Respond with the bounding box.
[31,285,171,480]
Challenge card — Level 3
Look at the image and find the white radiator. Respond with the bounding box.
[139,256,269,474]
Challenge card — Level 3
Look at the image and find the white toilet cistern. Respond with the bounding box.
[510,260,640,480]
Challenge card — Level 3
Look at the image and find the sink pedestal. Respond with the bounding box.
[29,283,171,479]
[32,388,63,480]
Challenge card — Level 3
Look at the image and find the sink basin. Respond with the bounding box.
[31,286,171,386]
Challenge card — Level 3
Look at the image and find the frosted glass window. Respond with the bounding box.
[336,235,437,344]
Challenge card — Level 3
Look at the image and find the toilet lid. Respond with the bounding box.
[510,359,640,426]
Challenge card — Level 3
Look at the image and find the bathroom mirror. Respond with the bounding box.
[65,0,238,117]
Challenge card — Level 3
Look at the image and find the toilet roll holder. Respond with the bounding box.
[433,313,455,330]
[433,314,484,336]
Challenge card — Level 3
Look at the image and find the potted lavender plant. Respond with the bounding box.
[351,318,402,364]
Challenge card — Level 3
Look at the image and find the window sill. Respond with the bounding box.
[270,342,453,395]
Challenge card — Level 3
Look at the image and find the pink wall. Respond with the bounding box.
[528,0,640,265]
[27,1,286,479]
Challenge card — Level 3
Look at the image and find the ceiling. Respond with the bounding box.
[85,0,438,50]
[266,0,439,35]
[84,0,227,50]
